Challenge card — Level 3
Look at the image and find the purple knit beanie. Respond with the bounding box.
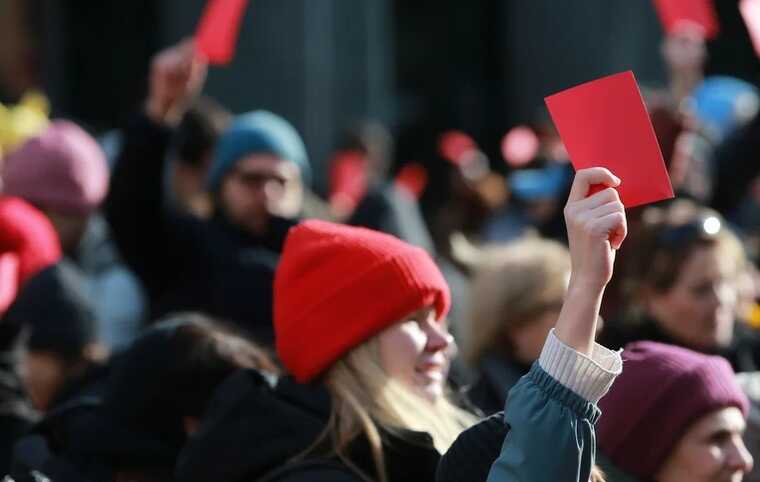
[3,120,108,216]
[598,341,748,479]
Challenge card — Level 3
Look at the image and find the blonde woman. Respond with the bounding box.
[464,237,571,414]
[176,168,625,482]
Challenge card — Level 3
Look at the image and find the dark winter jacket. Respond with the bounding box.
[176,369,442,482]
[105,113,295,345]
[0,322,38,476]
[467,353,531,416]
[711,110,760,218]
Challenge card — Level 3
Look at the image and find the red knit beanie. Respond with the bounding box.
[274,220,450,382]
[598,341,749,479]
[0,196,62,313]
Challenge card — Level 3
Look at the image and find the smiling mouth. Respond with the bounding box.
[415,364,446,380]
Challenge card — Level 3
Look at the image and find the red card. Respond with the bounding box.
[741,0,760,57]
[653,0,719,39]
[195,0,250,65]
[395,163,428,199]
[544,71,674,208]
[329,150,368,213]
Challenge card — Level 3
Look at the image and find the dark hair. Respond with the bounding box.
[173,97,231,168]
[622,201,745,309]
[149,312,279,418]
[92,313,279,462]
[338,121,394,178]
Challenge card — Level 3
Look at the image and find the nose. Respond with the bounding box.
[726,438,753,474]
[263,179,285,202]
[425,321,454,354]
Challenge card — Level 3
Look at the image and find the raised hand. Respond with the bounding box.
[563,167,627,290]
[555,167,627,356]
[145,39,208,125]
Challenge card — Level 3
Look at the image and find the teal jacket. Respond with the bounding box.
[487,330,621,482]
[486,364,601,482]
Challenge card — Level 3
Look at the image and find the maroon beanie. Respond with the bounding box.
[3,120,108,215]
[598,341,749,479]
[274,220,451,383]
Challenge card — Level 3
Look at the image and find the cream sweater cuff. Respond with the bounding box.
[538,329,623,403]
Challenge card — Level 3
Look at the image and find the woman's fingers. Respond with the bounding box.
[572,187,621,212]
[590,211,628,250]
[588,200,625,220]
[567,168,621,203]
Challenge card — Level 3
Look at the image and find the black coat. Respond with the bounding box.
[105,113,295,345]
[0,323,38,477]
[467,353,531,416]
[176,369,442,482]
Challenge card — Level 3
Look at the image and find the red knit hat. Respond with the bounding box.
[598,341,749,479]
[0,196,62,313]
[274,220,450,382]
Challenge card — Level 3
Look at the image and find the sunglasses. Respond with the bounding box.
[658,214,723,249]
[231,169,289,188]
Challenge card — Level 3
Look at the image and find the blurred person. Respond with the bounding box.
[3,260,108,413]
[463,237,571,415]
[0,197,61,475]
[176,167,624,482]
[711,109,760,222]
[3,120,146,350]
[433,131,509,259]
[332,120,437,252]
[10,313,277,482]
[661,26,708,106]
[169,96,231,218]
[481,163,572,244]
[597,341,753,482]
[106,40,311,344]
[601,200,760,372]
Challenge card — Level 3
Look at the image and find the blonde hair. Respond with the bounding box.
[463,237,571,366]
[301,338,477,482]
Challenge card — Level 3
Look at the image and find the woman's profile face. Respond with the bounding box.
[648,244,737,350]
[657,407,753,482]
[377,307,454,403]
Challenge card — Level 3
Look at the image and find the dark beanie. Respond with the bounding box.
[598,341,748,480]
[3,260,96,360]
[206,110,310,192]
[436,412,506,482]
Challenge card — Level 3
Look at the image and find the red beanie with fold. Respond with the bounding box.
[274,220,450,382]
[0,196,62,313]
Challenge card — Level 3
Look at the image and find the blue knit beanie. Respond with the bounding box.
[206,110,310,192]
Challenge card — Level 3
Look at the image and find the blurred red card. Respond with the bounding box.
[544,71,673,208]
[741,0,760,57]
[653,0,719,39]
[195,0,250,65]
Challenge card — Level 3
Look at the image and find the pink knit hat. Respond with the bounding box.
[3,120,109,215]
[274,220,450,382]
[598,341,749,479]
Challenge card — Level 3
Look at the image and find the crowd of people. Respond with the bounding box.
[0,18,759,482]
